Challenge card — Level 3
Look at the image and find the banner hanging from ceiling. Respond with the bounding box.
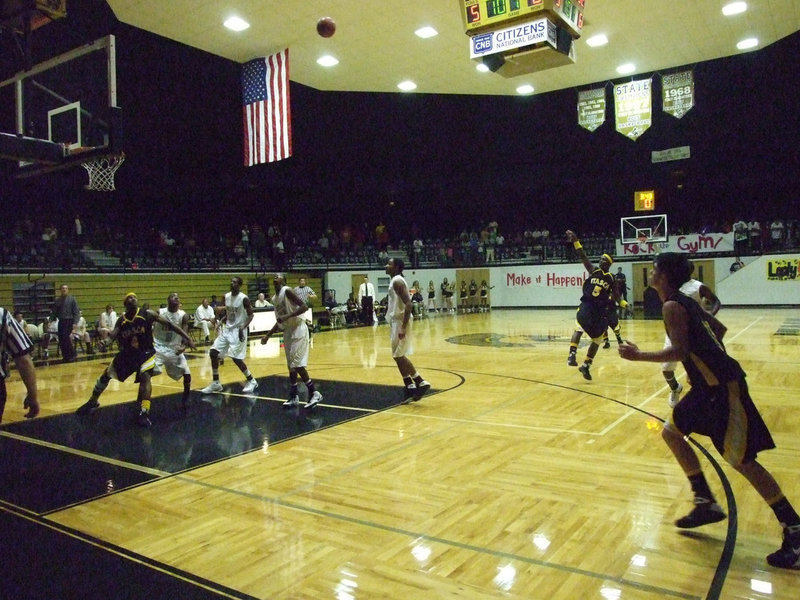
[614,78,652,141]
[662,70,695,118]
[577,88,606,132]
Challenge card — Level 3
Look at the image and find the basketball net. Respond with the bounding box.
[82,153,125,191]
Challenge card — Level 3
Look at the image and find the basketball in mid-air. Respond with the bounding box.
[317,17,336,38]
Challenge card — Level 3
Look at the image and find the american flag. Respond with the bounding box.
[242,49,292,165]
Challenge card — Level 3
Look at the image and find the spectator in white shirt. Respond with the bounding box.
[97,304,117,351]
[194,297,217,342]
[254,292,272,308]
[358,275,376,325]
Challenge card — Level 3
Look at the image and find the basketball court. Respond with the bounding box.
[2,309,799,599]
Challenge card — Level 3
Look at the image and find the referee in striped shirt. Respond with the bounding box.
[294,278,317,307]
[1,306,39,422]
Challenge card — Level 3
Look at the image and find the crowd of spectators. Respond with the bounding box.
[1,213,798,274]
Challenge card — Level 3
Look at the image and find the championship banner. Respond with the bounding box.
[614,78,652,140]
[662,70,694,119]
[577,88,606,132]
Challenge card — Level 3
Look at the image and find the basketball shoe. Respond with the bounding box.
[306,391,323,409]
[137,410,152,428]
[283,395,299,408]
[402,384,416,404]
[76,398,100,415]
[767,524,800,569]
[242,379,258,394]
[578,363,592,380]
[675,498,726,528]
[200,381,223,394]
[413,380,431,401]
[668,383,684,408]
[567,353,578,366]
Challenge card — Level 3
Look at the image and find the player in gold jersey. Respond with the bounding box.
[76,292,195,427]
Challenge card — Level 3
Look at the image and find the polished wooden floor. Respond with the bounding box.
[2,308,799,599]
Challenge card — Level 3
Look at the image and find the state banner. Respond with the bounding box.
[577,88,606,132]
[662,70,694,118]
[614,78,652,141]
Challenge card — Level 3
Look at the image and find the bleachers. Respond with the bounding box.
[1,273,324,330]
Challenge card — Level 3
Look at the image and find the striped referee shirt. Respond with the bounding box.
[1,307,34,378]
[294,285,316,305]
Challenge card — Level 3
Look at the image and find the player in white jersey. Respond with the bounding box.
[260,274,322,409]
[661,271,722,407]
[200,277,258,394]
[153,293,192,408]
[385,258,431,403]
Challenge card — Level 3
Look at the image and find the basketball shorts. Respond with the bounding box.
[390,318,413,358]
[667,376,776,466]
[576,304,608,340]
[283,322,310,369]
[211,326,247,360]
[109,350,156,383]
[153,346,190,380]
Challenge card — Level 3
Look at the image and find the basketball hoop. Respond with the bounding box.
[82,152,125,191]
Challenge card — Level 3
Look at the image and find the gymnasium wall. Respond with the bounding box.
[324,254,800,309]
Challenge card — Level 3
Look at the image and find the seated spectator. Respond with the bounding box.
[41,317,59,358]
[72,310,94,354]
[345,293,359,324]
[194,297,217,343]
[410,280,424,318]
[322,290,338,311]
[97,304,117,351]
[254,292,272,308]
[14,311,41,342]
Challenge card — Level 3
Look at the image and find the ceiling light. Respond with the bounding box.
[516,84,534,94]
[223,16,250,32]
[476,63,490,72]
[415,26,438,39]
[316,55,339,67]
[397,80,417,91]
[585,34,608,47]
[737,37,758,50]
[722,2,747,16]
[616,63,636,74]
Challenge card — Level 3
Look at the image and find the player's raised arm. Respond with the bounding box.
[565,230,594,274]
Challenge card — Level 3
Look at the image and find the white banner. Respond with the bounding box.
[662,70,694,118]
[578,88,606,132]
[614,78,652,140]
[616,232,735,257]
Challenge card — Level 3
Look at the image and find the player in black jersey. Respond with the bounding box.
[565,230,628,380]
[619,252,800,570]
[76,292,195,427]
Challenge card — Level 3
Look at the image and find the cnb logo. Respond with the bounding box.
[472,33,494,54]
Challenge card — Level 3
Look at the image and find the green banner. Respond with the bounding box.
[662,71,694,118]
[614,78,652,140]
[577,88,606,132]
